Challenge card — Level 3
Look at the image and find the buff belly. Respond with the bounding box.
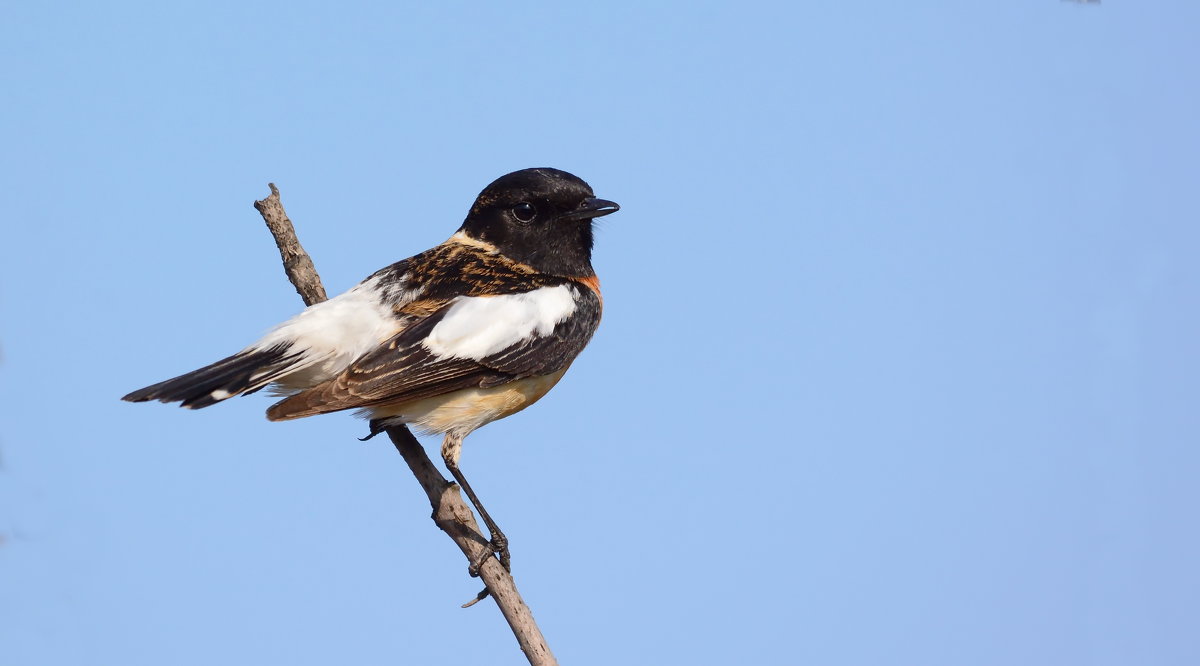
[365,367,569,437]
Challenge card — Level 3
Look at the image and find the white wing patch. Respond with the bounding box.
[250,275,412,388]
[423,285,577,361]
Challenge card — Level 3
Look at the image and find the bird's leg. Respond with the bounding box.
[450,462,510,573]
[442,433,511,574]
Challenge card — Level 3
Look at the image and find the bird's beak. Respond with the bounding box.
[560,197,620,222]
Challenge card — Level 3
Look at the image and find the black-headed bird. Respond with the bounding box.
[124,168,620,570]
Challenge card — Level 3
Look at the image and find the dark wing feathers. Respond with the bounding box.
[266,288,601,421]
[123,344,296,409]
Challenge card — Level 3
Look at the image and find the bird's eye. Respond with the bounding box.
[512,202,536,222]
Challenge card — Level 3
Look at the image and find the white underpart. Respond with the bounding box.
[423,285,577,360]
[250,275,411,389]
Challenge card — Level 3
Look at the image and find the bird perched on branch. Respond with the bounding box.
[123,167,620,572]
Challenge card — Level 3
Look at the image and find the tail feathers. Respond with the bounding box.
[122,344,298,409]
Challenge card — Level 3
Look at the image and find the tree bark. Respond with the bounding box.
[253,183,328,307]
[252,185,557,666]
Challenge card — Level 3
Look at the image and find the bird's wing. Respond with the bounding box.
[265,283,601,420]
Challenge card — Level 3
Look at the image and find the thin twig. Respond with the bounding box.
[251,183,557,666]
[254,183,328,307]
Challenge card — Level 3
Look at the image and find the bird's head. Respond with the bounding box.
[459,168,619,277]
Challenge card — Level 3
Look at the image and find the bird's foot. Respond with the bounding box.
[358,419,387,441]
[466,534,510,577]
[491,533,511,572]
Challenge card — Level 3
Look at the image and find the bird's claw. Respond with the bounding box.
[358,419,387,441]
[491,535,511,572]
[466,536,510,577]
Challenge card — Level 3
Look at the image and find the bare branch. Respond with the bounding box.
[387,428,556,663]
[252,184,557,666]
[254,183,328,307]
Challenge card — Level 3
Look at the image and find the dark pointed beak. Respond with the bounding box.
[560,197,620,222]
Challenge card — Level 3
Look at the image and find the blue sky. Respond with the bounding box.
[2,2,1197,664]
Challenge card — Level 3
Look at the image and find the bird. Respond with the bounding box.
[123,167,620,572]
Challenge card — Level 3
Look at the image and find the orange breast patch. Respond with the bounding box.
[573,274,602,308]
